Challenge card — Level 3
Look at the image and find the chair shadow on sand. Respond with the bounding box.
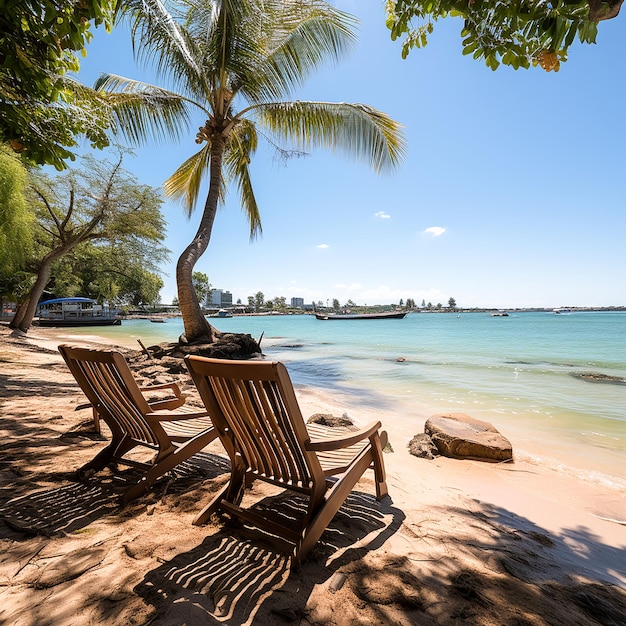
[0,482,119,539]
[0,451,231,540]
[135,488,405,624]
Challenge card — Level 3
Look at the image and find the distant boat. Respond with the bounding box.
[490,312,509,317]
[36,297,122,327]
[208,309,233,318]
[315,311,407,321]
[149,318,166,323]
[553,308,571,314]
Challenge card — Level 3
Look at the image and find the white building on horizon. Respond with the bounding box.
[209,289,233,308]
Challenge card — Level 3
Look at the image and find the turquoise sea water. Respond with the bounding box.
[58,311,626,491]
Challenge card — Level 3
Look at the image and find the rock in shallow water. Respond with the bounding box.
[425,413,513,462]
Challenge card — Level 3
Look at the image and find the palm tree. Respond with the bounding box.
[99,0,406,343]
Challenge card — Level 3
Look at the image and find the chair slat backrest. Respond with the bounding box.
[59,344,160,447]
[185,357,323,489]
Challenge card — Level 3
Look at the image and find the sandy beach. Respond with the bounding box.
[1,323,625,625]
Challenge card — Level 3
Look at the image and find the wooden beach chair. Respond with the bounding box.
[59,344,218,503]
[184,356,389,565]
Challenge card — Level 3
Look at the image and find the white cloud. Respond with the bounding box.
[374,211,391,219]
[316,243,329,249]
[423,226,446,237]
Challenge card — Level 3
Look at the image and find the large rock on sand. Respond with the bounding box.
[425,413,513,462]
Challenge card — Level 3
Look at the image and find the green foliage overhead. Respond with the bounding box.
[0,1,118,168]
[385,0,623,71]
[0,146,34,276]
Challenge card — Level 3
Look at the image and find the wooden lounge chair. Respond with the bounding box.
[59,344,218,503]
[184,356,389,565]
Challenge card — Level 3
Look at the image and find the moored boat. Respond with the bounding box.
[36,297,122,327]
[315,311,407,320]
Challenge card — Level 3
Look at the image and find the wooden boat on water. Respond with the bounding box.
[36,297,122,327]
[315,311,407,320]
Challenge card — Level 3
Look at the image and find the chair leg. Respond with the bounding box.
[123,428,219,504]
[194,464,246,525]
[295,448,374,565]
[193,482,230,525]
[76,441,120,479]
[370,431,389,500]
[92,408,101,434]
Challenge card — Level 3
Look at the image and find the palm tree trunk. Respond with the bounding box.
[176,136,225,344]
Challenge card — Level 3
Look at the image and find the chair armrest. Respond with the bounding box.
[139,381,183,398]
[140,382,185,411]
[305,420,383,452]
[147,398,186,411]
[147,409,210,422]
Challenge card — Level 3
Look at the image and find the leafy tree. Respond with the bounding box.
[448,297,457,310]
[421,299,426,308]
[273,296,287,312]
[98,0,406,344]
[10,153,167,331]
[114,266,164,307]
[254,291,265,313]
[50,244,165,306]
[386,0,622,72]
[0,146,35,314]
[332,298,340,310]
[399,298,404,306]
[406,298,415,308]
[0,1,122,168]
[192,272,212,306]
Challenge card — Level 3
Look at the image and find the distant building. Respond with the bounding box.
[210,289,233,307]
[291,297,304,309]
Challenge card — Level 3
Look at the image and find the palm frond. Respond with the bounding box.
[119,0,209,99]
[163,143,212,217]
[224,120,262,239]
[95,73,193,145]
[256,101,407,173]
[238,1,357,103]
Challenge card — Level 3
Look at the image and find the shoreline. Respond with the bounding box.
[1,324,625,624]
[5,323,626,533]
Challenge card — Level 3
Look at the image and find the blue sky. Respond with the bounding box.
[76,2,626,309]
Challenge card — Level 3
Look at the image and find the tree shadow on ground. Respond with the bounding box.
[342,501,626,626]
[135,489,405,624]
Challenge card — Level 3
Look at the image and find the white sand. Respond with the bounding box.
[1,324,625,625]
